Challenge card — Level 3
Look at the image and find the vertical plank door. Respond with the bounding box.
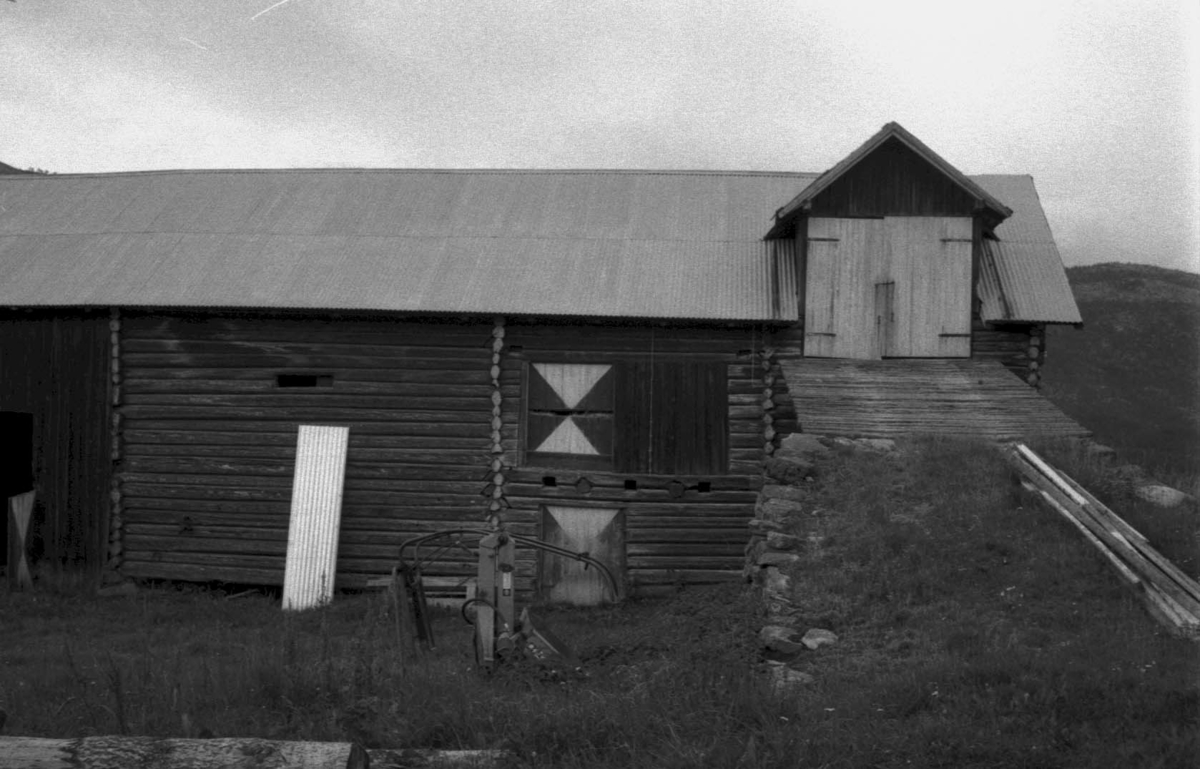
[540,506,624,606]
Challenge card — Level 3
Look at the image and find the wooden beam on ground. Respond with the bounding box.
[1008,444,1200,638]
[0,736,368,769]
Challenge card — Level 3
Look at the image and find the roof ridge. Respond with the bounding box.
[0,167,823,179]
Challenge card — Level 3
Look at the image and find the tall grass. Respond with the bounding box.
[1,438,1196,767]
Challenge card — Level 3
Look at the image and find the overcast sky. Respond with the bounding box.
[3,1,1197,272]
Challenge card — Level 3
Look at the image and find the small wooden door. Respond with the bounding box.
[540,506,624,605]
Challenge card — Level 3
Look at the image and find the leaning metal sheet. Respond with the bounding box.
[282,425,350,611]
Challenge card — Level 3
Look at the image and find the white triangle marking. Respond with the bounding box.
[547,507,618,548]
[533,363,610,409]
[535,417,599,455]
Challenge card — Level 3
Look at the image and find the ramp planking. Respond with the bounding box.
[779,358,1089,439]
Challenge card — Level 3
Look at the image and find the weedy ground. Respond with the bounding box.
[1,438,1196,768]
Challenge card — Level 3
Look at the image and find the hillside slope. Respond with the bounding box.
[1042,263,1200,473]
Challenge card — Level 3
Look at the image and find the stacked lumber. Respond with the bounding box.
[1008,443,1200,638]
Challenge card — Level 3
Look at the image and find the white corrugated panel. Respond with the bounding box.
[282,425,350,611]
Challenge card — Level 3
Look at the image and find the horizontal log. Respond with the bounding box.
[0,735,368,769]
[124,534,414,561]
[626,524,750,540]
[504,499,755,517]
[122,474,483,497]
[122,456,484,481]
[124,316,491,342]
[503,485,755,504]
[123,443,489,466]
[122,378,495,396]
[506,468,760,490]
[122,501,492,523]
[120,559,285,585]
[626,543,744,557]
[123,338,492,359]
[123,393,493,411]
[120,405,490,423]
[124,429,489,449]
[125,533,289,556]
[122,483,487,508]
[124,367,492,384]
[123,420,490,437]
[629,556,743,570]
[628,568,743,585]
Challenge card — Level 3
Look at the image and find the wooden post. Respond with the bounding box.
[0,735,368,769]
[7,491,35,590]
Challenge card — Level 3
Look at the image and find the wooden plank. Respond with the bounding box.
[1011,450,1200,620]
[0,735,369,769]
[779,358,1089,439]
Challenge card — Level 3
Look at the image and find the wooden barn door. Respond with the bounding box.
[540,506,624,605]
[887,217,972,357]
[805,217,971,359]
[804,218,884,359]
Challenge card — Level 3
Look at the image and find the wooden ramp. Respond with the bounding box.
[779,358,1089,439]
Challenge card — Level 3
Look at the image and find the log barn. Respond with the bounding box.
[0,123,1083,597]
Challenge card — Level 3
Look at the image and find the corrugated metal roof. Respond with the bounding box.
[0,169,807,321]
[0,166,1075,323]
[973,175,1082,324]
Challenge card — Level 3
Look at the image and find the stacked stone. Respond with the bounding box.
[746,432,847,692]
[486,317,507,528]
[106,310,124,571]
[744,485,803,624]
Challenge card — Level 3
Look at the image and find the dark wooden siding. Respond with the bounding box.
[972,319,1041,384]
[501,322,766,592]
[0,311,111,572]
[614,361,728,475]
[117,314,494,587]
[809,137,979,218]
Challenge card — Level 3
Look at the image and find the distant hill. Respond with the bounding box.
[0,161,31,175]
[1042,263,1200,474]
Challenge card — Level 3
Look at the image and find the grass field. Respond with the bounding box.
[1,438,1197,768]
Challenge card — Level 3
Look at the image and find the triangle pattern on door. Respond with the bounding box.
[533,363,611,409]
[547,507,619,548]
[535,417,599,455]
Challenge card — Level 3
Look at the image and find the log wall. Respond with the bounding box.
[971,320,1043,386]
[499,322,768,592]
[115,314,771,594]
[117,314,495,587]
[0,311,111,573]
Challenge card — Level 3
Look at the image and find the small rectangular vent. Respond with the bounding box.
[277,374,334,388]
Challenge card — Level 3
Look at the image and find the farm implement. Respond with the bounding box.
[393,528,621,671]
